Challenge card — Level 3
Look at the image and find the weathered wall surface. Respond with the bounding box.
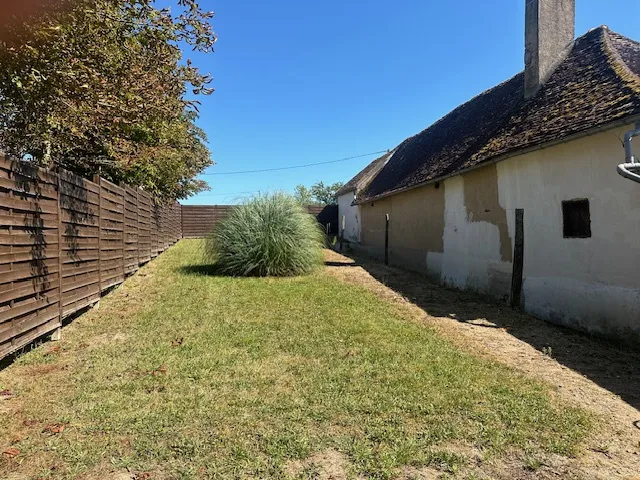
[338,192,360,243]
[496,125,640,340]
[438,165,513,300]
[358,124,640,341]
[360,183,445,276]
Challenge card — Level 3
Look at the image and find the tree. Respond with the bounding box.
[0,0,216,200]
[293,185,314,206]
[310,181,344,205]
[294,181,344,206]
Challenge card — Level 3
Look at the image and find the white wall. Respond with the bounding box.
[436,125,640,340]
[338,191,360,243]
[495,126,640,339]
[439,176,512,299]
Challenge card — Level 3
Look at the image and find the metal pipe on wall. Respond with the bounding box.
[618,122,640,183]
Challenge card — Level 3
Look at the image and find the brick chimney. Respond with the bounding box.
[524,0,575,99]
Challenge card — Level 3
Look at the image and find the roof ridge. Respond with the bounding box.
[408,71,525,142]
[355,24,640,204]
[602,27,640,95]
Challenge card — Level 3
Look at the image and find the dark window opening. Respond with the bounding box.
[562,199,591,238]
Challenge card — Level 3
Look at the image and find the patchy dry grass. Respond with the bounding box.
[0,240,592,479]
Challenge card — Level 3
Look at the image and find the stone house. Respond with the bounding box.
[338,0,640,342]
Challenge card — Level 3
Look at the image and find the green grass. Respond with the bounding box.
[0,240,591,479]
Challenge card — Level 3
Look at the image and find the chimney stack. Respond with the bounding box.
[524,0,575,99]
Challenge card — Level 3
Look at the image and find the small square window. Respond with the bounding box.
[562,199,591,238]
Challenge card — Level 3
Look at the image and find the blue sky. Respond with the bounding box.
[182,0,640,205]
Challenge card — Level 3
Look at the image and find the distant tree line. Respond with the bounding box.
[0,0,216,201]
[294,181,344,206]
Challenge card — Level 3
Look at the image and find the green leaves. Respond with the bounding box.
[0,0,216,200]
[294,181,345,206]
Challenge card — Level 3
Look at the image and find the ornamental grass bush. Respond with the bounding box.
[205,193,325,276]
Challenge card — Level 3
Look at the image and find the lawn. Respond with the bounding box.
[0,240,591,479]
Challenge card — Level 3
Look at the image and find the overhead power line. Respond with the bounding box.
[201,150,389,176]
[197,190,261,197]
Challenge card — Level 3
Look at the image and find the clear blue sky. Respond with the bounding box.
[182,0,640,205]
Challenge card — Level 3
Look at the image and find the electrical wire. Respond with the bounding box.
[196,190,263,197]
[201,150,389,176]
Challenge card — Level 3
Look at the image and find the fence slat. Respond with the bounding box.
[0,155,181,361]
[180,205,337,238]
[0,159,62,357]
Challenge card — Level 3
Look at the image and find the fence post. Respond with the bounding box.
[136,188,140,270]
[93,175,103,295]
[52,168,63,341]
[384,213,389,266]
[120,185,125,279]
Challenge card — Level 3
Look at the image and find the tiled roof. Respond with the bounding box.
[357,27,640,203]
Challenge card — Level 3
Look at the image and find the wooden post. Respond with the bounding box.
[120,185,125,278]
[93,175,103,295]
[119,182,128,277]
[53,167,63,341]
[510,209,524,308]
[384,213,390,266]
[136,189,140,267]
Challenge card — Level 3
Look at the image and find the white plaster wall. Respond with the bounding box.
[440,176,512,298]
[495,125,640,339]
[338,192,360,243]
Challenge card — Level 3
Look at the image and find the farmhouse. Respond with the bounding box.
[336,152,390,244]
[338,0,640,342]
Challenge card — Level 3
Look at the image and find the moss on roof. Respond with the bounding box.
[336,151,391,197]
[357,27,640,203]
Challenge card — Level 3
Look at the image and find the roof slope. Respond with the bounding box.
[358,27,640,203]
[336,151,391,197]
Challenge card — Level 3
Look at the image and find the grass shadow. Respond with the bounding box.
[324,260,361,268]
[178,264,223,277]
[344,251,640,412]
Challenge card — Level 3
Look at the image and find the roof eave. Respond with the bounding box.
[355,114,640,205]
[337,186,357,197]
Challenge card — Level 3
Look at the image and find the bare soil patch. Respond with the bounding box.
[324,249,640,479]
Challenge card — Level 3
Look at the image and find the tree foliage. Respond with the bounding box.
[0,0,216,200]
[294,181,344,206]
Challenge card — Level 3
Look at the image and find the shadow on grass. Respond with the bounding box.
[324,260,361,268]
[341,251,640,412]
[178,264,224,277]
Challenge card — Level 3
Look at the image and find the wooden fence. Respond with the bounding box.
[181,204,338,238]
[0,156,182,360]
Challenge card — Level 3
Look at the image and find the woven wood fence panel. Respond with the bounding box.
[0,156,182,360]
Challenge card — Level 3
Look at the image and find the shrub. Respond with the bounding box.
[205,193,325,276]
